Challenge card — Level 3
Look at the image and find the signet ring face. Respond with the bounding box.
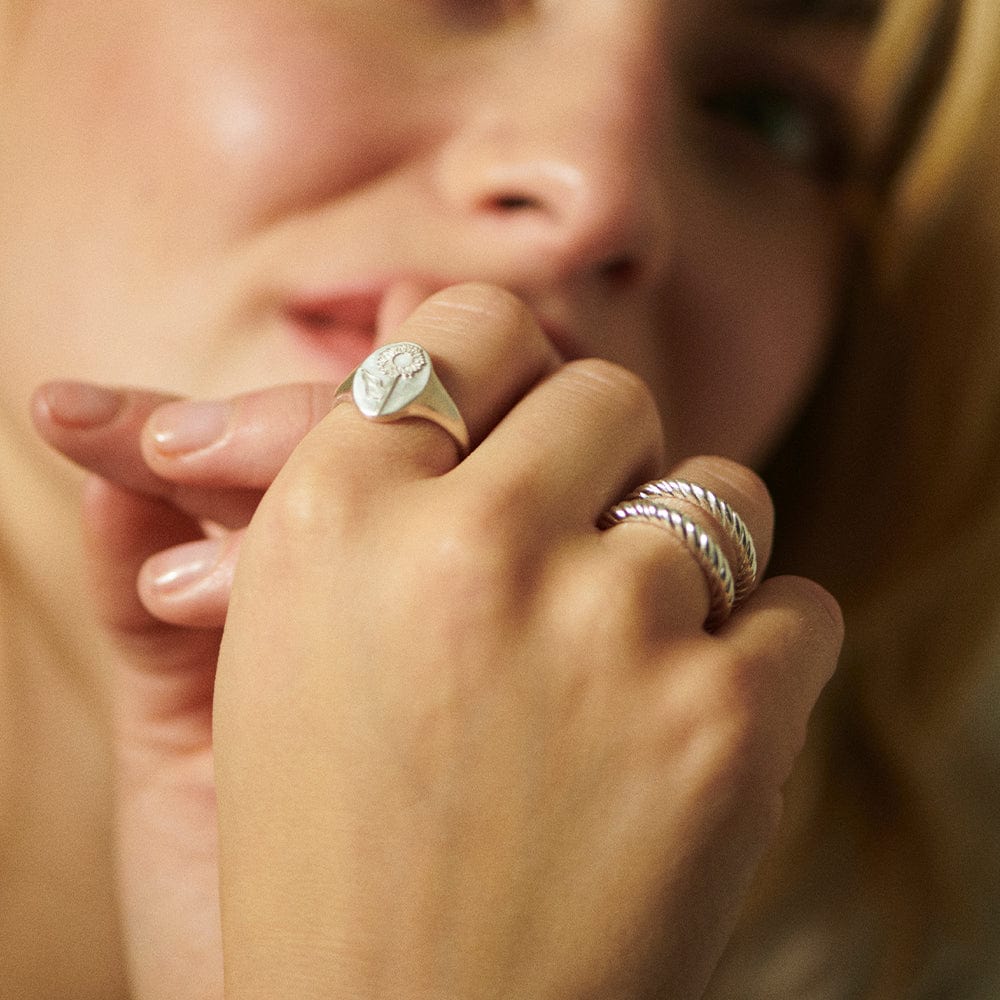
[335,342,470,455]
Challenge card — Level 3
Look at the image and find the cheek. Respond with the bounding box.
[132,11,419,235]
[0,3,426,394]
[2,4,425,256]
[661,194,842,464]
[91,6,423,243]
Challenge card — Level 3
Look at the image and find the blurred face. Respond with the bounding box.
[0,0,872,467]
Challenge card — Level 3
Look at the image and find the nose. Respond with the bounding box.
[434,14,672,291]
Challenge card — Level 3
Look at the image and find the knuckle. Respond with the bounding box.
[693,640,821,790]
[423,519,511,597]
[552,555,626,639]
[255,461,344,547]
[562,359,664,452]
[666,644,774,787]
[567,357,656,414]
[412,500,526,616]
[570,554,668,648]
[424,282,547,350]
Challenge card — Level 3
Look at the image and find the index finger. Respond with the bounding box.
[284,283,564,490]
[32,382,259,527]
[142,382,340,489]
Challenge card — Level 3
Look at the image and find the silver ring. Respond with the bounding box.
[599,499,735,630]
[628,479,758,604]
[334,342,469,455]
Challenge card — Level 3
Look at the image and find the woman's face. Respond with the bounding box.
[0,0,871,466]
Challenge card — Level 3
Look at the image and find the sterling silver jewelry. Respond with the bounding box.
[599,499,735,630]
[334,342,469,455]
[628,479,758,604]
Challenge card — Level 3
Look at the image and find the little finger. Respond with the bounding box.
[707,574,844,784]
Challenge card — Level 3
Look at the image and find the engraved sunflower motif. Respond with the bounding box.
[376,342,427,379]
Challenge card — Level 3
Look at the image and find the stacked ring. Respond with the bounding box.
[628,479,758,602]
[599,498,736,630]
[600,478,759,631]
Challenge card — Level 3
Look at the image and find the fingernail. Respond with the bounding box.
[41,382,124,428]
[148,400,228,456]
[147,538,223,594]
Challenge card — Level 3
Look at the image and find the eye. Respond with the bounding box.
[701,81,847,182]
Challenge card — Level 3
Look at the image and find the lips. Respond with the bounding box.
[285,289,383,337]
[283,288,386,375]
[283,280,575,377]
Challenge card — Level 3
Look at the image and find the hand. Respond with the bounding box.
[31,282,436,997]
[31,380,337,999]
[209,284,844,999]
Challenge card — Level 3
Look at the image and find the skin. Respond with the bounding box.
[0,1,869,997]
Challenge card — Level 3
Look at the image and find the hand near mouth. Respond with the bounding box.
[31,377,339,1000]
[28,318,436,1000]
[31,283,840,1000]
[28,284,545,999]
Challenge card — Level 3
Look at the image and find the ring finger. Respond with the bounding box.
[596,456,775,633]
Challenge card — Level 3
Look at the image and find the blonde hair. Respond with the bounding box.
[712,0,1000,994]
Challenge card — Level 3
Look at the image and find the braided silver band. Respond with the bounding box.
[599,499,735,630]
[629,479,758,604]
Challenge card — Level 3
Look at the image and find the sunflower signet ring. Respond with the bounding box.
[335,341,470,455]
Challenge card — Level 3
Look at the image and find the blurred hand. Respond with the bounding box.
[32,380,339,999]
